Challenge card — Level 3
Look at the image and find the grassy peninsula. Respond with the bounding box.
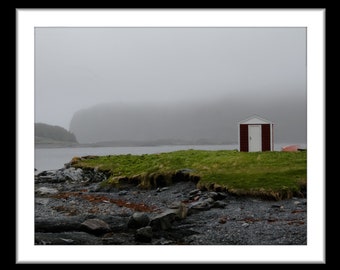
[71,149,307,200]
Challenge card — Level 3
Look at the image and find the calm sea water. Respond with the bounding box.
[34,143,306,173]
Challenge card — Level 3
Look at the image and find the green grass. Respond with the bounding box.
[72,150,307,200]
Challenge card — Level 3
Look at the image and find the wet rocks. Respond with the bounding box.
[35,167,107,184]
[35,167,307,245]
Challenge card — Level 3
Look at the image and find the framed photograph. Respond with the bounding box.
[17,8,325,264]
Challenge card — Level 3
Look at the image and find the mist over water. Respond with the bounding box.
[69,95,307,145]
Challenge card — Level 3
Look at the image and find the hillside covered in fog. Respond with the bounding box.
[69,96,307,145]
[35,123,78,145]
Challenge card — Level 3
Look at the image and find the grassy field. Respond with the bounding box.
[71,149,307,200]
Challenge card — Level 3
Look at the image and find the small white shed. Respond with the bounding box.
[238,115,274,152]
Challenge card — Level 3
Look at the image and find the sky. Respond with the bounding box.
[35,27,307,143]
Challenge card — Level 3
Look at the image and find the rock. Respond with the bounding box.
[35,231,102,245]
[36,187,59,195]
[94,215,129,232]
[127,212,150,229]
[189,189,201,196]
[35,216,86,232]
[188,199,213,214]
[80,218,111,236]
[36,167,107,184]
[35,198,50,205]
[135,226,153,243]
[212,201,228,208]
[62,167,84,182]
[175,203,188,219]
[150,209,177,230]
[118,190,128,196]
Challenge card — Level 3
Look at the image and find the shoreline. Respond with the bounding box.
[35,167,307,245]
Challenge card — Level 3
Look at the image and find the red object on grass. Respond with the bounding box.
[281,145,300,152]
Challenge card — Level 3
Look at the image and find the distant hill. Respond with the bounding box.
[69,96,307,145]
[35,123,78,145]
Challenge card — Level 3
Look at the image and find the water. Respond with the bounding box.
[35,143,306,173]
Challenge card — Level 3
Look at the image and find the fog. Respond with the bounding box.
[35,27,307,144]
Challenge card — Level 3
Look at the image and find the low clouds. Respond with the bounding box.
[70,95,306,144]
[35,27,306,143]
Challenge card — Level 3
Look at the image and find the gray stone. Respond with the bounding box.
[127,212,150,229]
[35,198,50,205]
[135,226,153,243]
[212,201,228,208]
[36,187,59,195]
[80,218,111,235]
[150,209,177,230]
[118,190,128,196]
[175,202,188,219]
[189,189,201,196]
[35,216,86,233]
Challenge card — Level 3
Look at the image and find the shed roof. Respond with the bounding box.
[238,114,273,125]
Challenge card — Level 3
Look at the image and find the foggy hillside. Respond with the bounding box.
[35,123,78,143]
[69,95,307,145]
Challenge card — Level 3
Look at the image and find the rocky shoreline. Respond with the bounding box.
[35,166,307,245]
